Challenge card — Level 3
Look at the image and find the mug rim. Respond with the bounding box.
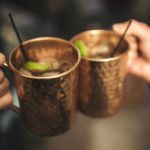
[9,37,81,79]
[70,29,129,62]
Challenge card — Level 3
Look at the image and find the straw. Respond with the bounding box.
[112,19,132,57]
[8,13,29,61]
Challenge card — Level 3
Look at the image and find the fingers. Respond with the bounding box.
[113,19,150,82]
[139,40,150,61]
[0,69,5,83]
[0,69,12,109]
[127,51,138,74]
[113,19,150,41]
[0,52,5,66]
[128,56,150,82]
[125,35,138,72]
[0,92,13,109]
[126,35,138,52]
[0,78,9,97]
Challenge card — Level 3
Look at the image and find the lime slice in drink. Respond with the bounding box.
[23,61,49,73]
[74,40,88,57]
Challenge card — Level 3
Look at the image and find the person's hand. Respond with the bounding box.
[113,19,150,82]
[0,52,12,109]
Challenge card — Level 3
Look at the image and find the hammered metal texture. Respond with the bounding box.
[9,37,80,136]
[71,30,129,118]
[78,56,127,117]
[15,69,78,136]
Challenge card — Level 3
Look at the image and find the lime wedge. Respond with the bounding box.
[74,40,88,57]
[23,61,49,73]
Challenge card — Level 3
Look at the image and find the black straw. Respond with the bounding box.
[112,19,132,57]
[8,13,29,61]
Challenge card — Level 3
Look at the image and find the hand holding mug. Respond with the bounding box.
[113,19,150,82]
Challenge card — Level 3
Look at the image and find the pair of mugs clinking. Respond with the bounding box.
[0,30,129,137]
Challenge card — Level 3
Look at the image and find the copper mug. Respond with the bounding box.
[6,37,80,136]
[71,30,129,118]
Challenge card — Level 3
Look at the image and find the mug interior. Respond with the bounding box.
[71,30,129,61]
[9,37,80,78]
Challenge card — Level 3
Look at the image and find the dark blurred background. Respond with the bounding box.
[0,0,150,150]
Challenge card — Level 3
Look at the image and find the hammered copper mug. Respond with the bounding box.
[6,37,80,136]
[71,30,129,118]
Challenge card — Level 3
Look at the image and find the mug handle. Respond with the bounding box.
[3,62,20,113]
